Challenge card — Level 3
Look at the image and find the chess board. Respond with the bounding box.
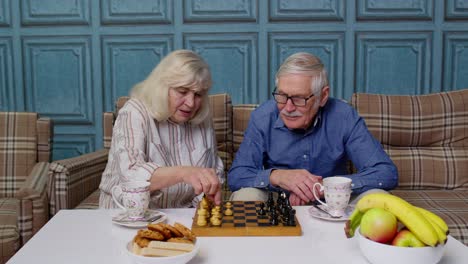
[191,201,302,237]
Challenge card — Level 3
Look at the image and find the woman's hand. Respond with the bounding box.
[149,166,222,205]
[181,167,222,205]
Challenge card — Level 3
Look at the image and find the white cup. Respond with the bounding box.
[112,181,150,220]
[312,176,352,217]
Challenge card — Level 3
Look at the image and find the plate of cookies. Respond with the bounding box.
[127,222,199,264]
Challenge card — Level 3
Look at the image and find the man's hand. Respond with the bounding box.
[270,169,322,203]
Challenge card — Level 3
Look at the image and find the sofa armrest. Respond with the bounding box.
[48,149,109,216]
[15,162,50,244]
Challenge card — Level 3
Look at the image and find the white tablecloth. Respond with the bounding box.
[8,207,468,264]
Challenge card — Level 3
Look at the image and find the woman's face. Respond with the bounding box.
[168,86,205,123]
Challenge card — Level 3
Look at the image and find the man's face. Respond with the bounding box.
[276,74,328,130]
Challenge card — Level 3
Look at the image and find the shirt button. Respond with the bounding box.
[303,155,307,159]
[351,183,355,187]
[260,182,264,186]
[379,182,382,186]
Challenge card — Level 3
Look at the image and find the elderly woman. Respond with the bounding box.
[99,50,224,209]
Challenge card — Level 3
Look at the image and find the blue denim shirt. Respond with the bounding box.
[228,98,398,195]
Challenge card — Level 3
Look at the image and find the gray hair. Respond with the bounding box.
[275,52,329,95]
[130,50,212,125]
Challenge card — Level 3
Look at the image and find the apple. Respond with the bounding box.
[392,229,426,247]
[360,208,398,244]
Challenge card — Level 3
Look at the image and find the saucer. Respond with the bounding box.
[308,204,354,221]
[112,209,167,228]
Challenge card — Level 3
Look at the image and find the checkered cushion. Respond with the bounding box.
[0,198,20,264]
[233,105,258,155]
[351,89,468,190]
[391,190,468,246]
[0,112,38,197]
[74,189,100,210]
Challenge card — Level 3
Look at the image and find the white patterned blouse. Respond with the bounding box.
[99,98,224,209]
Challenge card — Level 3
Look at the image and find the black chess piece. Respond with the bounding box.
[257,202,266,215]
[266,191,274,212]
[287,209,296,226]
[270,209,279,226]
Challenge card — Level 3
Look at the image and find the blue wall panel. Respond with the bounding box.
[185,33,258,104]
[269,0,344,21]
[21,0,90,25]
[184,0,257,22]
[445,0,468,19]
[0,38,13,110]
[101,0,172,24]
[0,0,10,26]
[22,36,93,124]
[356,32,432,94]
[444,32,468,90]
[1,0,468,159]
[357,0,433,20]
[102,35,172,111]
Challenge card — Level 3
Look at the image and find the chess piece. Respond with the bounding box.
[287,209,296,226]
[257,202,266,215]
[210,216,221,226]
[224,207,233,216]
[197,215,207,226]
[266,191,274,212]
[270,209,279,226]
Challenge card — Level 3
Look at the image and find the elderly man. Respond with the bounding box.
[228,52,398,206]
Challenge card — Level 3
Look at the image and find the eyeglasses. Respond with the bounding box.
[271,89,315,106]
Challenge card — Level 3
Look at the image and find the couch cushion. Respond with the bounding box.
[0,198,20,263]
[75,189,100,209]
[391,190,468,246]
[0,112,39,197]
[233,104,258,156]
[351,89,468,190]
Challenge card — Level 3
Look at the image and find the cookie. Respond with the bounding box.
[148,223,172,240]
[174,222,196,242]
[161,223,184,238]
[133,235,151,248]
[137,229,165,241]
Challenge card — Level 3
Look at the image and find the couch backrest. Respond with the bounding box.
[0,112,52,196]
[233,105,258,156]
[351,89,468,190]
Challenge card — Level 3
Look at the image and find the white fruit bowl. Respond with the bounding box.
[357,228,446,264]
[125,241,200,264]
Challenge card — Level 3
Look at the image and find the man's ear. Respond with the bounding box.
[319,86,330,107]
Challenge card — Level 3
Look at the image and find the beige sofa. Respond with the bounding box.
[48,90,468,246]
[0,112,52,263]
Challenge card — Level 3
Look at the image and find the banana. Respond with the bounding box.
[351,193,439,247]
[345,209,363,238]
[414,207,449,235]
[423,213,448,244]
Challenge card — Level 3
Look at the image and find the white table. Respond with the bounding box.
[8,207,468,264]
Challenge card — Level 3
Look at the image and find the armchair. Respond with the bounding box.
[0,112,52,262]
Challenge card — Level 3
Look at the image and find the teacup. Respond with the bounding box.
[312,176,352,217]
[112,181,150,220]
